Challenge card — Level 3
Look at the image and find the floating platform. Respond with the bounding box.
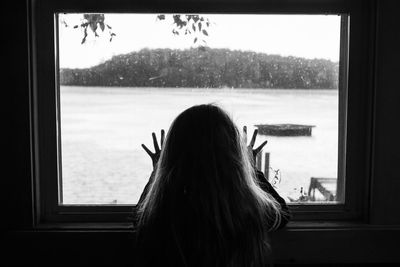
[254,123,315,136]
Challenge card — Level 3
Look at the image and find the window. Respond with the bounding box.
[57,13,345,206]
[32,0,370,224]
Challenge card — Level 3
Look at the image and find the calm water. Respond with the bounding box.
[60,86,338,204]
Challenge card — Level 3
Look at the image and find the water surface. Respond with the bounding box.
[60,86,338,204]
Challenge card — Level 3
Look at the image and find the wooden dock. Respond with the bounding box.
[308,177,336,201]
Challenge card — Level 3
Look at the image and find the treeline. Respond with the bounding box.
[60,48,339,89]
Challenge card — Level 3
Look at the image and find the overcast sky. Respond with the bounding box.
[58,14,341,69]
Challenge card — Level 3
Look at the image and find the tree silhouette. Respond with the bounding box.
[60,48,339,89]
[60,13,211,45]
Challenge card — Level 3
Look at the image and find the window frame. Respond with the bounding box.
[31,0,373,226]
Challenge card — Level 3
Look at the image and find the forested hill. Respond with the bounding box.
[60,47,339,89]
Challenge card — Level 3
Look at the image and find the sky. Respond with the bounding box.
[58,14,341,69]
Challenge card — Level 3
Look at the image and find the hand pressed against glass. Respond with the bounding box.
[141,129,165,170]
[142,127,266,169]
[243,126,268,165]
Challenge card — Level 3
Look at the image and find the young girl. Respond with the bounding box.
[135,104,290,267]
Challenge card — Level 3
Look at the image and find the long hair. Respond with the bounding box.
[135,104,281,267]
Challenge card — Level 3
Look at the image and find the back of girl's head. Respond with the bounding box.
[136,104,279,267]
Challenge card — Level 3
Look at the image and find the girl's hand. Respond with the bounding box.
[141,129,165,170]
[243,126,268,165]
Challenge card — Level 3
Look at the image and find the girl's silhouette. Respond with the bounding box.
[135,104,290,267]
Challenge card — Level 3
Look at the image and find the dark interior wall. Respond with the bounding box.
[3,0,400,266]
[4,0,34,230]
[369,0,400,225]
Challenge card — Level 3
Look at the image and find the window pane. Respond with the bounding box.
[57,13,344,205]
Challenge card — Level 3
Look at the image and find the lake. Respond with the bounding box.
[60,86,338,204]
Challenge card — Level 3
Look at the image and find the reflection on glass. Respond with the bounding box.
[58,13,342,204]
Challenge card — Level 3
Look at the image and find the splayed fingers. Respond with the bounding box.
[142,129,165,169]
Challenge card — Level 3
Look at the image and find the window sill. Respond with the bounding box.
[35,222,135,231]
[32,220,400,232]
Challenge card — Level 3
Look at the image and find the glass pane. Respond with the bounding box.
[57,13,344,205]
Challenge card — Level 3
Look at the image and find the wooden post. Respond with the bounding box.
[264,152,270,181]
